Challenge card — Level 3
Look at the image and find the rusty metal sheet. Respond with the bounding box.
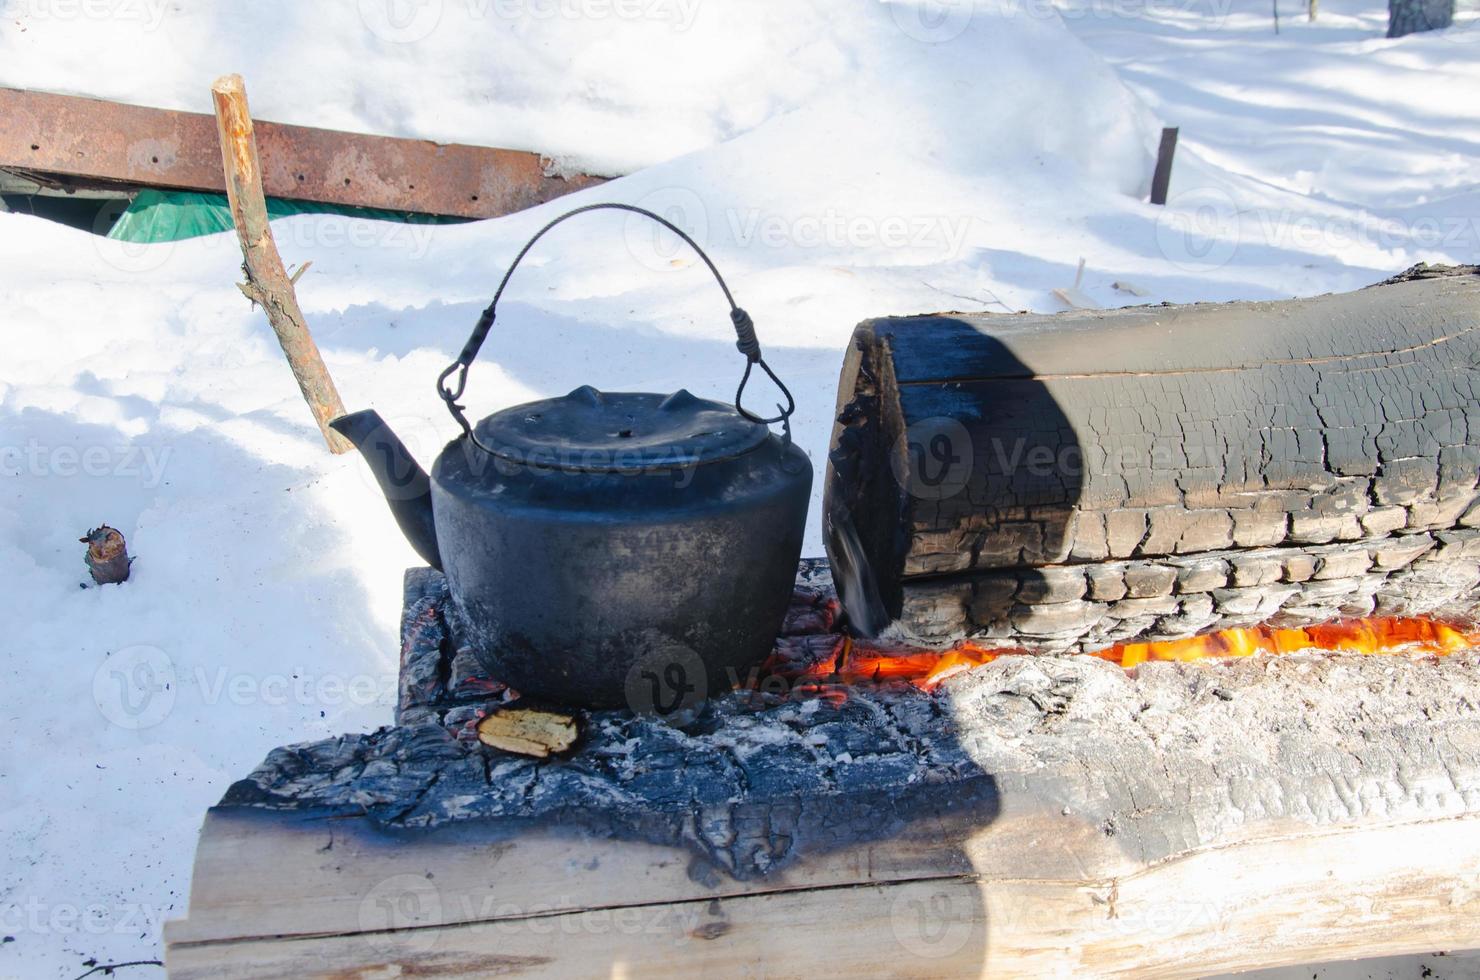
[0,87,603,219]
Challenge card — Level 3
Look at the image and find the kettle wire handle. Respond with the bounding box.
[437,202,796,450]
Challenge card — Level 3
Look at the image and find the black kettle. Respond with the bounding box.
[332,204,812,710]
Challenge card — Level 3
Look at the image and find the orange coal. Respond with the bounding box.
[763,617,1479,696]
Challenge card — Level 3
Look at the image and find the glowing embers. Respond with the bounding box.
[758,617,1479,699]
[1104,618,1479,668]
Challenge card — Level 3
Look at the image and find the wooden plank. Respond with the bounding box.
[0,87,603,218]
[164,809,1480,978]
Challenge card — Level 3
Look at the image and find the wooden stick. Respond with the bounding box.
[1149,126,1178,205]
[211,74,352,454]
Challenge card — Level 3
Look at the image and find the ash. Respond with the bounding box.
[222,562,1480,880]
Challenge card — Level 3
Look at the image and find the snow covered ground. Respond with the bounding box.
[2,0,1479,976]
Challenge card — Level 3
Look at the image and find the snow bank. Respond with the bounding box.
[0,0,1156,179]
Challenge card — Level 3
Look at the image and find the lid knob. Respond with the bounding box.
[658,389,700,412]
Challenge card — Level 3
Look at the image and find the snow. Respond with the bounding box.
[3,0,1480,975]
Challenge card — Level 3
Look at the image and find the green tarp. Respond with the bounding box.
[106,189,458,243]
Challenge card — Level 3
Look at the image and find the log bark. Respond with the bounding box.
[211,75,351,455]
[823,266,1480,646]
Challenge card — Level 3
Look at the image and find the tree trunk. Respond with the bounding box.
[1388,0,1453,36]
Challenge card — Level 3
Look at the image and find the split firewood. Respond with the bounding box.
[475,706,579,759]
[80,525,131,585]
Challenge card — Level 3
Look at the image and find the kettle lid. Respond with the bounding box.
[473,386,769,472]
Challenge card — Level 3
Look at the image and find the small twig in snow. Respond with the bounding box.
[917,279,1015,312]
[71,960,163,980]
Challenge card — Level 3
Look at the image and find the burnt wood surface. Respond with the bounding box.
[825,265,1480,647]
[163,565,1480,977]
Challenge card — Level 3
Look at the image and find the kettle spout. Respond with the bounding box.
[330,410,443,571]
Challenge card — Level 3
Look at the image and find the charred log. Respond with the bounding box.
[166,565,1480,978]
[824,265,1480,648]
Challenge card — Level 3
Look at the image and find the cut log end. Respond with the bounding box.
[210,74,246,97]
[80,525,131,585]
[475,706,579,758]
